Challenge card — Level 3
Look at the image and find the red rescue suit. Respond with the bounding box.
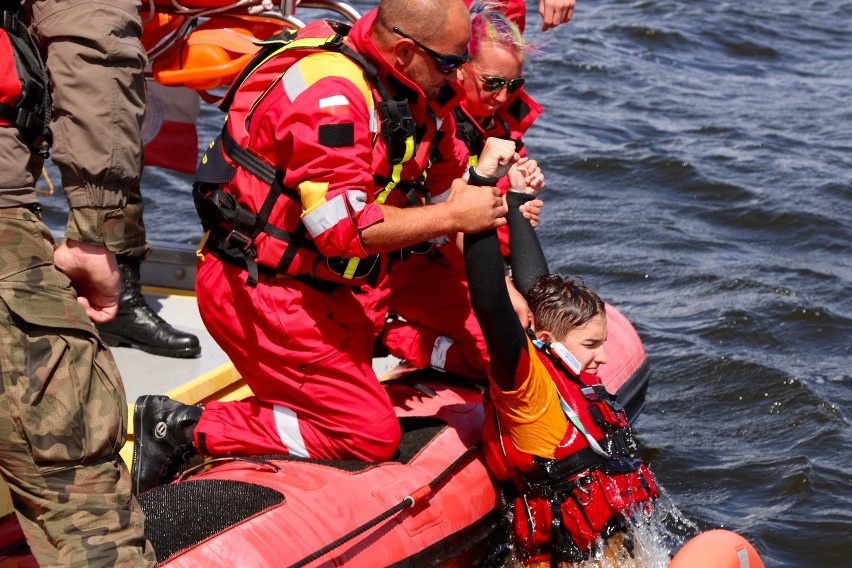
[192,12,467,462]
[482,347,660,563]
[377,90,542,379]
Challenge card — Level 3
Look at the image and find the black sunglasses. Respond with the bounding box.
[393,27,470,74]
[480,75,526,93]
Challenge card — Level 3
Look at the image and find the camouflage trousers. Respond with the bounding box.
[0,208,156,567]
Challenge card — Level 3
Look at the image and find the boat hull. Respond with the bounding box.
[141,377,501,567]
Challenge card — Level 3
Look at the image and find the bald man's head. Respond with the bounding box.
[374,0,471,51]
[372,0,471,100]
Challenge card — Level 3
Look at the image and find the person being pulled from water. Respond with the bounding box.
[129,0,521,495]
[464,164,660,566]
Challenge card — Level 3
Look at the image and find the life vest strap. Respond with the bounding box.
[1,4,51,155]
[524,449,606,493]
[204,234,342,294]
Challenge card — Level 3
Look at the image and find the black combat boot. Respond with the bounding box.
[131,395,202,495]
[97,257,201,358]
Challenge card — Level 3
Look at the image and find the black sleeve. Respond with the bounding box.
[506,191,549,295]
[464,229,526,392]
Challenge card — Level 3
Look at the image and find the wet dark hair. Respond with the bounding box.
[525,274,605,340]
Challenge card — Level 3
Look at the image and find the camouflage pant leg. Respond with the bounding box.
[0,209,157,567]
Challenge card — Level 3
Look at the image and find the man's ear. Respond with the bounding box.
[393,40,415,68]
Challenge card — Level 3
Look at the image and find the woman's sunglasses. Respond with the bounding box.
[479,75,526,93]
[393,27,470,74]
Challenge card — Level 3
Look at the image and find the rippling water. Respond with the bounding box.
[41,1,851,565]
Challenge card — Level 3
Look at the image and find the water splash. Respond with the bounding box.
[493,484,700,567]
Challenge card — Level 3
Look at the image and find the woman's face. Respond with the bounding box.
[460,41,524,117]
[558,313,608,375]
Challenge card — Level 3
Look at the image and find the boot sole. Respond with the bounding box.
[100,332,201,359]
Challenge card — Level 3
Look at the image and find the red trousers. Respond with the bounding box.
[194,253,401,461]
[370,245,489,380]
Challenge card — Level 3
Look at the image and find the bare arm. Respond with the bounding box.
[364,179,506,253]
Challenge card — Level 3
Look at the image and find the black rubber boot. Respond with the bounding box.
[97,257,201,358]
[131,395,202,495]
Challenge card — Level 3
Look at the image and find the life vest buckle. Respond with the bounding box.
[224,229,254,253]
[575,479,593,506]
[2,10,18,30]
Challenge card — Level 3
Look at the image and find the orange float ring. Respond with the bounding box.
[669,529,765,568]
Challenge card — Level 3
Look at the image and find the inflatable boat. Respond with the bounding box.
[0,232,649,567]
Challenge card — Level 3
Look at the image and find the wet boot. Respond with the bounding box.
[131,395,202,495]
[97,257,201,358]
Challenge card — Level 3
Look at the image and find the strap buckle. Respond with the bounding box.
[224,230,253,252]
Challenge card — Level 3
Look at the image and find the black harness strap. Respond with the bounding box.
[1,3,51,155]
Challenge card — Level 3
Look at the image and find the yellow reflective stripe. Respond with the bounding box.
[252,35,340,70]
[468,154,479,168]
[196,231,210,261]
[402,134,415,162]
[295,52,374,108]
[342,256,361,279]
[374,162,404,205]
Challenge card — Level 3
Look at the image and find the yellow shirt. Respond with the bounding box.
[489,336,569,459]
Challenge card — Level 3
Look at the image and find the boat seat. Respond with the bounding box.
[138,479,285,562]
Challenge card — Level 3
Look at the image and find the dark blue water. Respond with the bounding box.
[40,1,851,565]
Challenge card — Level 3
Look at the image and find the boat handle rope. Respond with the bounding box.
[288,444,481,568]
[175,456,282,482]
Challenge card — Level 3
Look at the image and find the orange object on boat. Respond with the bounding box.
[151,15,290,91]
[142,12,188,53]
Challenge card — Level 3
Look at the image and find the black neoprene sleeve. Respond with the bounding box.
[506,191,550,294]
[464,229,523,391]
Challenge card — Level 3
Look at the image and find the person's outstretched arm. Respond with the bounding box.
[465,229,524,391]
[465,168,536,391]
[507,188,549,295]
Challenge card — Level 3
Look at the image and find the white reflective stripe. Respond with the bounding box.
[431,335,454,371]
[346,189,367,212]
[319,94,349,108]
[369,108,378,133]
[737,548,749,568]
[273,404,309,457]
[282,65,308,100]
[302,190,368,238]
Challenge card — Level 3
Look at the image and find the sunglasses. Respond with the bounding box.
[479,75,526,93]
[393,27,470,74]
